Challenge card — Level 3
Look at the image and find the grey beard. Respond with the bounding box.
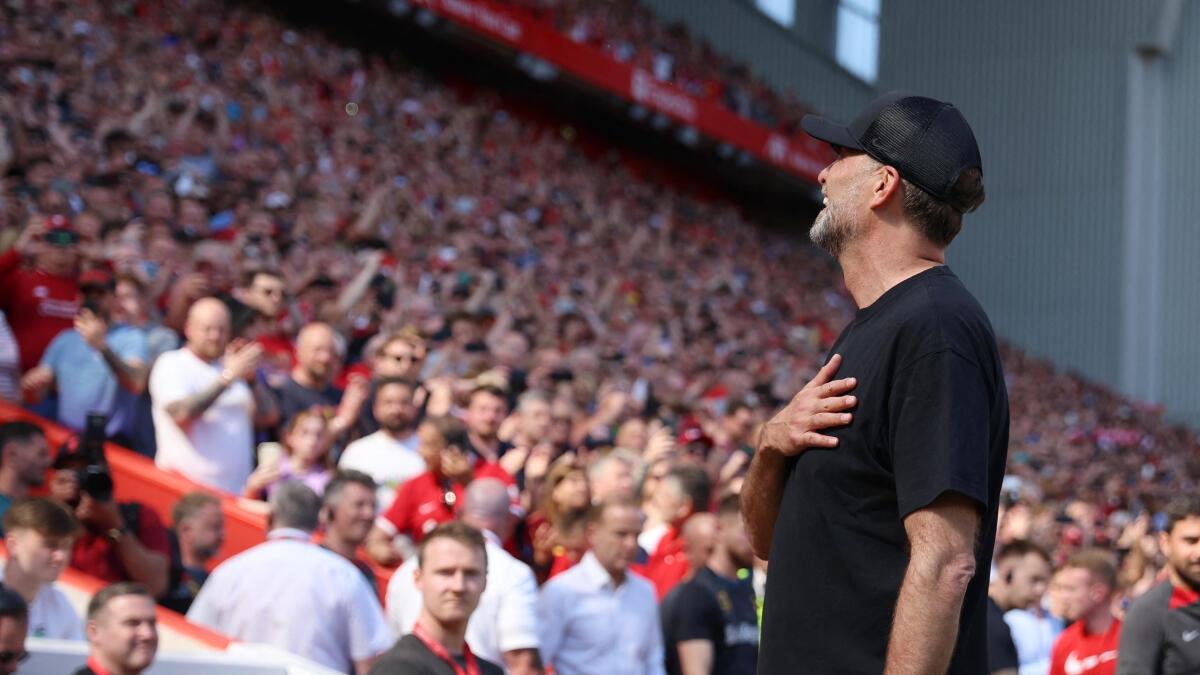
[809,206,852,259]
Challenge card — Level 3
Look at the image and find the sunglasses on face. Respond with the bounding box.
[384,352,423,363]
[0,650,28,665]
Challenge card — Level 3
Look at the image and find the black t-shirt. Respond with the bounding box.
[758,266,1009,675]
[663,567,759,675]
[987,596,1019,672]
[160,529,211,615]
[276,376,342,427]
[368,634,505,675]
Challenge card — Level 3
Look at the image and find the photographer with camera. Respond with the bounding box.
[48,436,171,599]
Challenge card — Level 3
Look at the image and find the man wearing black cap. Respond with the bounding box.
[742,92,1008,675]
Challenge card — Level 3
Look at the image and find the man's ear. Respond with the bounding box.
[868,164,903,210]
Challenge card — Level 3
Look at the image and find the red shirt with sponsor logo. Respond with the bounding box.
[1049,617,1121,675]
[0,249,79,372]
[379,464,515,542]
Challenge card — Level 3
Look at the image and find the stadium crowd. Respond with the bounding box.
[0,0,1198,674]
[500,0,814,134]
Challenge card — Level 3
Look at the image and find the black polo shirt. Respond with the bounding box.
[758,266,1009,674]
[368,634,505,675]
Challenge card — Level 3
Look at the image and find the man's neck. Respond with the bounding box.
[416,610,468,655]
[185,344,218,364]
[0,473,27,501]
[179,546,207,571]
[707,547,739,580]
[1083,605,1115,635]
[2,560,42,604]
[90,652,137,675]
[468,432,497,460]
[1168,564,1200,596]
[987,587,1011,612]
[322,531,359,561]
[380,425,412,442]
[837,222,944,310]
[290,368,324,390]
[598,558,626,587]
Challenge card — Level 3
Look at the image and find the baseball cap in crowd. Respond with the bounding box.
[801,91,982,202]
[79,268,115,290]
[41,215,80,246]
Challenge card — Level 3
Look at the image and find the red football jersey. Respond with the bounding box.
[1048,617,1121,675]
[0,249,79,372]
[379,463,515,542]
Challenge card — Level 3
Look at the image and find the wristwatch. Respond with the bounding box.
[106,526,127,542]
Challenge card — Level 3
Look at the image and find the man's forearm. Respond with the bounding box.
[113,534,170,598]
[165,377,228,425]
[883,552,973,675]
[98,345,147,394]
[251,380,279,428]
[740,444,789,559]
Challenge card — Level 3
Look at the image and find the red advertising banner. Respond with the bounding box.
[410,0,833,183]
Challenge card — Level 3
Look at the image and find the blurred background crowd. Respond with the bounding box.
[0,0,1196,673]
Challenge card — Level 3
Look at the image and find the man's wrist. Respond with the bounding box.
[218,370,235,387]
[755,425,780,457]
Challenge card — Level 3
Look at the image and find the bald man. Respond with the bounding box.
[387,479,543,675]
[680,512,719,579]
[276,322,367,439]
[150,298,277,493]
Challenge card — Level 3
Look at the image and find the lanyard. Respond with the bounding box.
[412,621,480,675]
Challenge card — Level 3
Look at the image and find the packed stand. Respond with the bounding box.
[0,0,1198,673]
[502,0,814,135]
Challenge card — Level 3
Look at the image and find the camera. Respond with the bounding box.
[79,465,115,502]
[78,413,114,501]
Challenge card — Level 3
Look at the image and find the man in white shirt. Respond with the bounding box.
[0,498,83,639]
[149,297,278,494]
[339,378,424,508]
[538,497,665,675]
[387,478,541,674]
[187,482,393,673]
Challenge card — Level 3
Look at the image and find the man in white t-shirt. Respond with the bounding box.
[387,478,542,674]
[0,498,84,640]
[188,482,392,673]
[149,298,278,494]
[339,378,423,509]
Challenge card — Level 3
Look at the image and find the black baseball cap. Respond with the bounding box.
[801,91,982,202]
